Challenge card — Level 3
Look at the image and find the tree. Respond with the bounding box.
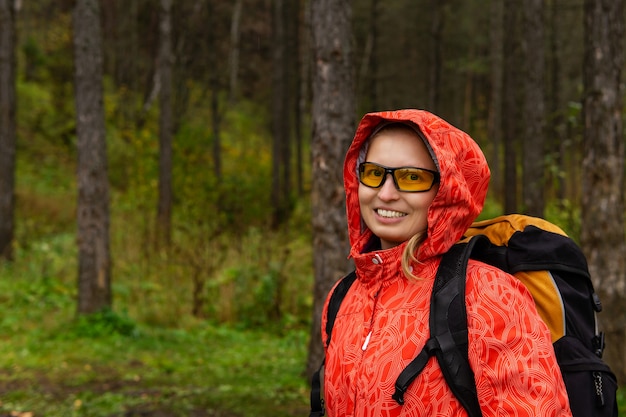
[521,0,545,217]
[271,0,291,229]
[487,0,503,201]
[156,0,174,247]
[208,1,223,181]
[501,0,522,213]
[0,0,16,261]
[581,0,626,382]
[357,0,378,112]
[547,0,567,206]
[428,0,445,113]
[295,0,310,196]
[228,0,243,103]
[306,0,355,379]
[73,0,112,314]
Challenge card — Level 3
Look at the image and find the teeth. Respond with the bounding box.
[377,209,406,218]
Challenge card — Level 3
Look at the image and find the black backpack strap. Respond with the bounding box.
[325,271,357,348]
[309,271,358,417]
[309,360,325,417]
[393,236,489,417]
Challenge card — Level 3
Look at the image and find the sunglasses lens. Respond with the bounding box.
[359,163,437,192]
[359,163,386,187]
[394,168,436,191]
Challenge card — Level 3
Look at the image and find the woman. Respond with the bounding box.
[321,109,571,417]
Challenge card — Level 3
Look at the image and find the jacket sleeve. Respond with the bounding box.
[465,262,573,417]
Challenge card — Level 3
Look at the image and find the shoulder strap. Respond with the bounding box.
[393,236,489,417]
[309,270,357,417]
[325,271,357,347]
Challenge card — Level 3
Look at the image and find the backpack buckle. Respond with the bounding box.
[392,385,406,405]
[593,332,605,358]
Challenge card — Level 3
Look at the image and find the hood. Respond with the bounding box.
[344,109,490,261]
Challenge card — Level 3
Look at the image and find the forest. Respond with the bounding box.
[0,0,625,415]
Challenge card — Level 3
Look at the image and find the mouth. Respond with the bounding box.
[376,208,407,218]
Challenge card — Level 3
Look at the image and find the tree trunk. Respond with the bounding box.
[156,0,173,247]
[306,0,355,380]
[228,0,243,103]
[206,1,222,181]
[358,0,378,112]
[283,0,298,212]
[502,0,522,214]
[487,0,503,203]
[581,0,626,383]
[271,0,291,229]
[296,0,310,196]
[521,0,545,217]
[547,0,566,206]
[0,0,16,261]
[73,0,112,314]
[428,0,444,114]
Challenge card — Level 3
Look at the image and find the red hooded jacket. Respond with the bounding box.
[322,110,572,417]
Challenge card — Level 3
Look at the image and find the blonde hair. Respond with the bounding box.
[401,232,427,280]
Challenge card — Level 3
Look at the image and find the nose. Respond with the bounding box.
[377,173,400,200]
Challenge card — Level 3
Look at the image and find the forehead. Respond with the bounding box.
[366,127,435,169]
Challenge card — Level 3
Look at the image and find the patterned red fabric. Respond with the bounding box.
[323,110,572,416]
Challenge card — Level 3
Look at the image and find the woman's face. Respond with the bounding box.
[358,127,438,250]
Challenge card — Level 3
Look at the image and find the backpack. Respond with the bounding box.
[309,214,618,417]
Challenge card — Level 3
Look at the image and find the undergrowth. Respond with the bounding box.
[0,249,310,416]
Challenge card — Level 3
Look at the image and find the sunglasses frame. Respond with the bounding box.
[358,162,440,192]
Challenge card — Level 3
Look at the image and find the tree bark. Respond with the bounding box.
[296,0,310,196]
[428,0,445,114]
[521,0,545,217]
[581,0,626,382]
[228,0,243,103]
[271,0,291,228]
[0,0,16,261]
[306,0,355,380]
[502,0,522,213]
[156,0,173,247]
[73,0,112,314]
[487,0,503,202]
[547,0,567,205]
[205,0,222,181]
[358,0,378,112]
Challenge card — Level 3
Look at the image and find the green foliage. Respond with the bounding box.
[475,195,503,221]
[7,69,314,412]
[67,308,139,338]
[544,199,582,241]
[619,389,626,415]
[0,237,310,416]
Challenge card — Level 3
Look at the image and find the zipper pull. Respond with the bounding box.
[362,330,372,350]
[594,371,605,407]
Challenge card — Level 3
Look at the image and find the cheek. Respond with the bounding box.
[407,193,436,222]
[357,186,376,225]
[357,184,372,208]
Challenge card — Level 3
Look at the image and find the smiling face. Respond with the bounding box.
[358,125,438,250]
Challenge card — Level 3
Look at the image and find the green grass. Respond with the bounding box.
[0,231,311,417]
[0,305,310,417]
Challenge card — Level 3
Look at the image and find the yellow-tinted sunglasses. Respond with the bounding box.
[359,162,440,192]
